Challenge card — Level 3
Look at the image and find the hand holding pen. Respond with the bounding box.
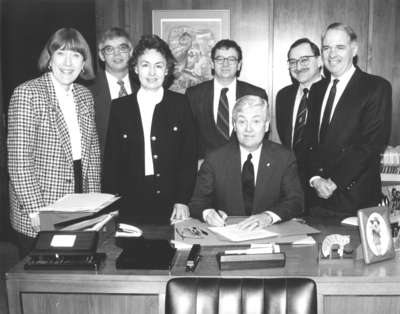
[204,209,227,227]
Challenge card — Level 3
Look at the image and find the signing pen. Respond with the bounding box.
[216,210,227,226]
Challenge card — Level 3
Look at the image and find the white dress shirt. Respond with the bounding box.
[51,74,81,160]
[137,87,164,175]
[105,71,132,100]
[213,79,237,135]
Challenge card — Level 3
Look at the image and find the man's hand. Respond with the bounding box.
[204,209,227,227]
[312,177,337,199]
[170,203,190,222]
[237,212,273,230]
[29,213,40,233]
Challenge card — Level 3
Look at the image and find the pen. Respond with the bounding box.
[216,210,227,226]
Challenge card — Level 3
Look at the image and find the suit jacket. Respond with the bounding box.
[186,79,268,158]
[305,67,392,216]
[8,72,101,237]
[102,89,197,223]
[87,69,138,156]
[190,135,304,221]
[275,84,298,148]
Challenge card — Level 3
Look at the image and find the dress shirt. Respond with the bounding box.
[213,79,237,135]
[291,75,322,143]
[51,74,81,160]
[105,71,132,100]
[319,65,356,128]
[137,87,164,175]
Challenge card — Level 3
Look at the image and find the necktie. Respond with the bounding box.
[319,79,339,143]
[117,80,128,98]
[216,87,229,140]
[292,88,309,150]
[242,153,255,216]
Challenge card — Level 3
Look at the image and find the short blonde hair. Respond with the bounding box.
[232,95,270,122]
[38,28,95,80]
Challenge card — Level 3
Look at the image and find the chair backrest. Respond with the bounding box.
[165,277,317,314]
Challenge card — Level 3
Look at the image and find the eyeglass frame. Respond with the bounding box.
[213,56,239,65]
[176,227,205,240]
[101,43,131,55]
[287,55,316,69]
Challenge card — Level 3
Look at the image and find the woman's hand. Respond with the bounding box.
[29,213,41,233]
[170,203,190,222]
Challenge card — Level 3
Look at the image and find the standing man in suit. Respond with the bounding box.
[88,27,137,155]
[186,39,268,160]
[190,95,303,230]
[305,23,392,218]
[276,38,322,155]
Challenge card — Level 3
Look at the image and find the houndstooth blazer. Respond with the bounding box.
[7,72,101,237]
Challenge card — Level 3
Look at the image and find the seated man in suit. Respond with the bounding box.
[88,27,138,155]
[190,95,304,230]
[186,39,268,161]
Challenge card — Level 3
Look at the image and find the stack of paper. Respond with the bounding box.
[209,224,278,242]
[60,211,118,231]
[41,193,120,213]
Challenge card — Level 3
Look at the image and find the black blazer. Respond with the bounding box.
[275,84,298,148]
[305,67,392,216]
[102,89,197,222]
[186,79,268,158]
[190,135,304,221]
[87,70,138,155]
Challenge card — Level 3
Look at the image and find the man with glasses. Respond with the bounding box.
[88,27,138,155]
[186,39,268,160]
[305,23,392,218]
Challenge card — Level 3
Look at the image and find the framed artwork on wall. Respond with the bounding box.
[357,206,395,264]
[152,10,230,94]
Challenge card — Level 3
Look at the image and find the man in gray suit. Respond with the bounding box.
[88,27,137,155]
[186,39,268,160]
[190,95,303,230]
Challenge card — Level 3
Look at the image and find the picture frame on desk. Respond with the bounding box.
[358,206,395,264]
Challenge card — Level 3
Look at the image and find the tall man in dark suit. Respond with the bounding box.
[186,39,268,160]
[88,27,137,155]
[305,23,392,218]
[190,95,304,230]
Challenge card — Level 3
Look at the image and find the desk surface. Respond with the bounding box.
[6,218,400,314]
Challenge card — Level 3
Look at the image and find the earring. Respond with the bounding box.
[48,64,52,71]
[81,68,85,74]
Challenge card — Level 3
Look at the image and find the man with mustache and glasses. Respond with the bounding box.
[276,38,323,200]
[88,27,138,156]
[305,23,392,218]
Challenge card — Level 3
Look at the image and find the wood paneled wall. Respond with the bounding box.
[95,0,400,144]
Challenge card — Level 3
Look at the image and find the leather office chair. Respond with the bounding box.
[165,277,317,314]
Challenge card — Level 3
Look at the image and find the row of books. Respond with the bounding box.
[380,146,400,182]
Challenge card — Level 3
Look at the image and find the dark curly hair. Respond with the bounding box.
[130,34,176,88]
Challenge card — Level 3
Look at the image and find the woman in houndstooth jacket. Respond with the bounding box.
[7,28,101,257]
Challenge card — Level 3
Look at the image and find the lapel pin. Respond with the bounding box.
[123,134,127,139]
[266,162,271,167]
[173,126,178,131]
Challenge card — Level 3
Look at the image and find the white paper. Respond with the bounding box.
[50,234,76,247]
[209,224,278,242]
[292,236,316,245]
[41,193,120,212]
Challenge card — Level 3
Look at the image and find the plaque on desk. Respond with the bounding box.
[116,238,176,270]
[358,206,395,264]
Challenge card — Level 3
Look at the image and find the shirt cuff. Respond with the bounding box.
[309,176,322,187]
[202,209,213,222]
[28,212,39,219]
[264,211,281,224]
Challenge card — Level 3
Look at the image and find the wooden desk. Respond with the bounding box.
[6,220,400,314]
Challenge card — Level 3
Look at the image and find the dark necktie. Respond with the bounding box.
[292,88,309,150]
[319,79,339,143]
[216,87,229,140]
[242,153,255,216]
[117,80,128,98]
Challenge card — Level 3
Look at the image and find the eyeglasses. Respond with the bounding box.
[287,55,316,69]
[176,227,206,240]
[101,44,131,55]
[213,56,239,65]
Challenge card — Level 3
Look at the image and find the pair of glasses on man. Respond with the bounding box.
[213,56,239,65]
[101,43,131,55]
[287,55,316,69]
[176,226,208,239]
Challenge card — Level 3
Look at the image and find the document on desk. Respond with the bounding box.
[209,224,278,242]
[41,193,120,212]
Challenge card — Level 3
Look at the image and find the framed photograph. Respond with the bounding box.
[152,10,230,93]
[357,206,395,264]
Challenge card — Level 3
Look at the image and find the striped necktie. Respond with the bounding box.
[216,87,229,140]
[292,88,309,150]
[117,80,128,98]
